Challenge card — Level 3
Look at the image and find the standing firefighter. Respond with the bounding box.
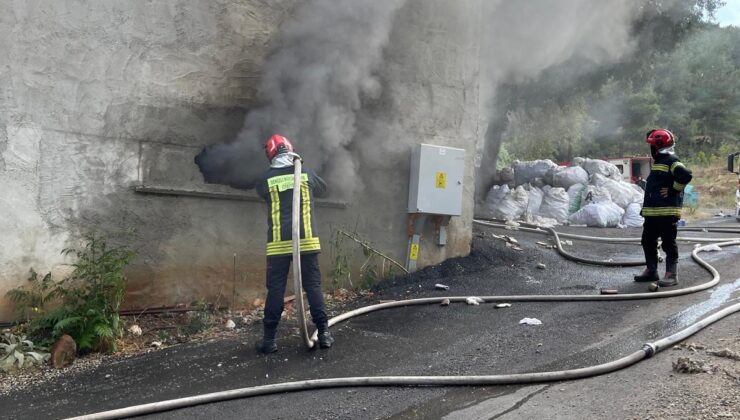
[634,129,693,287]
[255,134,334,353]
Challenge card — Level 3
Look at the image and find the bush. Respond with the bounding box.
[21,233,134,353]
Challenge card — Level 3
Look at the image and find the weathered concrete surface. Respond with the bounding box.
[0,0,483,320]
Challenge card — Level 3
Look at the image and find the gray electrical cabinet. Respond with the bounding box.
[407,143,465,216]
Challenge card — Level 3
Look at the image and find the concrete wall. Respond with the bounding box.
[0,0,483,320]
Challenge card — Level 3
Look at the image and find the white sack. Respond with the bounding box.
[567,183,586,214]
[591,174,638,209]
[574,157,622,180]
[539,187,570,224]
[552,166,589,189]
[513,159,557,186]
[525,186,544,215]
[568,202,625,228]
[621,202,644,228]
[579,184,613,208]
[628,183,645,205]
[483,185,529,220]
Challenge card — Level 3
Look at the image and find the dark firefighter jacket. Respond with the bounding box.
[256,165,327,257]
[641,153,693,217]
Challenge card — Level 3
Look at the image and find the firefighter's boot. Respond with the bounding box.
[256,326,278,354]
[659,259,679,287]
[658,272,678,287]
[634,269,659,283]
[317,321,334,349]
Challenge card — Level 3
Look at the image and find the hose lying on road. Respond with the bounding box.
[68,225,740,420]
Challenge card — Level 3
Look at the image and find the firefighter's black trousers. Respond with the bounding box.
[641,216,679,273]
[263,253,327,330]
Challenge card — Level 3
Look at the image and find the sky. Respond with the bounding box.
[716,0,740,26]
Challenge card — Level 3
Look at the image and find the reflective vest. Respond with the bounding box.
[256,166,325,256]
[641,154,692,217]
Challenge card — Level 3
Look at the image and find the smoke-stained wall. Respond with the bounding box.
[0,0,483,320]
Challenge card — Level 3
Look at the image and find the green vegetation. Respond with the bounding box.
[497,1,739,164]
[5,269,60,322]
[1,333,50,372]
[6,233,135,353]
[329,227,403,291]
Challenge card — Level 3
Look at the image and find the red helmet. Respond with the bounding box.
[264,134,294,161]
[646,129,675,149]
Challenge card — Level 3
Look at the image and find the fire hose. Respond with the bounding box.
[289,153,314,349]
[68,222,740,419]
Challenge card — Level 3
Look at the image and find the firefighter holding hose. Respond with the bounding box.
[634,129,693,287]
[255,134,334,353]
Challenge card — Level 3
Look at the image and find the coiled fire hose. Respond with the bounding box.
[68,222,740,420]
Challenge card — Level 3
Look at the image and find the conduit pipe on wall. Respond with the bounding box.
[68,224,740,420]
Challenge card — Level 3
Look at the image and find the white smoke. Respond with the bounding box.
[476,0,642,197]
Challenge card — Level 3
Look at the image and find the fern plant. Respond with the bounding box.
[0,333,50,372]
[5,269,60,321]
[33,233,134,353]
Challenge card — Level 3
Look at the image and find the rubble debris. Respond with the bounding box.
[465,297,484,305]
[674,342,706,352]
[435,283,450,291]
[707,348,740,361]
[536,263,546,269]
[599,288,619,295]
[673,357,715,374]
[128,325,143,337]
[440,298,450,306]
[505,242,523,251]
[225,319,236,330]
[519,318,542,326]
[504,236,519,245]
[536,241,550,247]
[150,341,163,349]
[495,303,512,309]
[504,220,520,229]
[703,244,723,252]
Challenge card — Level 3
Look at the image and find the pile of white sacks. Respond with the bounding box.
[481,158,645,228]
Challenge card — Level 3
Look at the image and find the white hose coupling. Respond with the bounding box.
[642,343,657,358]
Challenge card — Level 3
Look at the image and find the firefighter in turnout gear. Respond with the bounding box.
[634,129,693,287]
[255,134,333,353]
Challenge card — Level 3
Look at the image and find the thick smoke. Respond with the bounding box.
[196,0,405,196]
[476,0,641,199]
[197,0,645,200]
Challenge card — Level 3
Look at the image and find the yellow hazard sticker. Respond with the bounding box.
[409,243,419,261]
[435,172,447,189]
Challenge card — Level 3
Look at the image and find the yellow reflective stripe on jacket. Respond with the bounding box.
[642,207,682,216]
[266,238,321,256]
[673,181,686,191]
[269,187,281,242]
[301,182,312,238]
[267,173,309,192]
[670,161,685,174]
[652,164,669,172]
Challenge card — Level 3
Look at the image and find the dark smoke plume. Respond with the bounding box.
[196,0,405,195]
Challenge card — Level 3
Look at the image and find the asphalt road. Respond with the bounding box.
[1,221,739,420]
